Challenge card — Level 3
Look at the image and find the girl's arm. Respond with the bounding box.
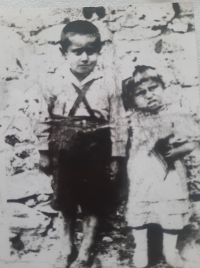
[164,141,198,160]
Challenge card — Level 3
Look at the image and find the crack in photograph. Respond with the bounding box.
[0,2,200,268]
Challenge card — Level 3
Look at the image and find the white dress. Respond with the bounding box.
[126,104,200,230]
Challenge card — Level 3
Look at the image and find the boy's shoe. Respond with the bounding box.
[70,259,90,268]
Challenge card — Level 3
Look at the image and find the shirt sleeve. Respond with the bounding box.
[108,76,128,157]
[51,93,65,116]
[33,80,55,151]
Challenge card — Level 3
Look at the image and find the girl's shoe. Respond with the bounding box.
[164,249,183,268]
[133,248,148,268]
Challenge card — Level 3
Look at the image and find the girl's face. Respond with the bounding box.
[133,79,164,112]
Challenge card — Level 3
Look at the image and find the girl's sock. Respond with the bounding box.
[163,232,183,268]
[132,228,148,268]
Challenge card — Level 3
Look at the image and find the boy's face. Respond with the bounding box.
[133,79,164,112]
[65,34,99,77]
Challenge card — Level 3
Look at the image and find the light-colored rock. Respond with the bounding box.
[133,3,175,28]
[93,21,113,42]
[168,18,188,33]
[47,228,59,239]
[113,4,175,40]
[28,43,65,79]
[179,2,194,16]
[7,170,53,200]
[35,201,58,214]
[8,202,50,232]
[160,32,199,86]
[37,194,50,202]
[102,236,113,243]
[0,9,82,35]
[0,26,31,75]
[25,199,37,207]
[32,24,66,45]
[114,26,162,41]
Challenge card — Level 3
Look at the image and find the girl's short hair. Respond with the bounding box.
[60,20,101,53]
[122,65,165,110]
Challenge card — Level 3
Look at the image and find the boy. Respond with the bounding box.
[39,20,127,267]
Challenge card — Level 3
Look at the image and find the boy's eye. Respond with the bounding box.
[134,90,146,97]
[86,48,96,55]
[72,48,84,55]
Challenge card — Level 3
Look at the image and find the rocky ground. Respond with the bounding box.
[0,3,200,268]
[6,186,200,268]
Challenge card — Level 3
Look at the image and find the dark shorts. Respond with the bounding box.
[48,120,115,215]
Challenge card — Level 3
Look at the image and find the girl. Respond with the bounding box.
[123,65,199,268]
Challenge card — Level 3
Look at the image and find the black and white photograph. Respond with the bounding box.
[0,2,200,268]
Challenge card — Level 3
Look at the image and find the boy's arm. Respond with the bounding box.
[34,81,56,151]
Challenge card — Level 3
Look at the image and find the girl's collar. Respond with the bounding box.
[135,105,165,116]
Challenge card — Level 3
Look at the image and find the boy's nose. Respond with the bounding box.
[81,51,89,61]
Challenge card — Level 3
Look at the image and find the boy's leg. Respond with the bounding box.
[51,159,78,266]
[132,228,148,268]
[70,128,111,267]
[49,149,62,211]
[163,232,183,268]
[50,147,76,211]
[70,214,98,268]
[61,208,78,265]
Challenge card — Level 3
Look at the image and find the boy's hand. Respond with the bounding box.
[39,151,51,175]
[109,159,120,181]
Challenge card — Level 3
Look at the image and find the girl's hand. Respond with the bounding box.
[164,142,198,160]
[164,147,179,159]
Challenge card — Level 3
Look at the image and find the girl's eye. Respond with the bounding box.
[149,85,158,91]
[135,90,146,97]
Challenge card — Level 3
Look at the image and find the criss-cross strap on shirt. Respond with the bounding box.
[37,65,127,157]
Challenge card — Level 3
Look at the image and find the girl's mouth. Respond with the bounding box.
[148,100,157,105]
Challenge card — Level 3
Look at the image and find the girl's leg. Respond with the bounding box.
[163,232,183,268]
[132,228,148,268]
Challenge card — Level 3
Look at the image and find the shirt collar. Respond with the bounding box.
[58,62,103,87]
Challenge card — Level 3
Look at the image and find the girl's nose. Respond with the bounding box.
[146,90,153,99]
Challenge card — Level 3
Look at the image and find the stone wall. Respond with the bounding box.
[0,3,200,266]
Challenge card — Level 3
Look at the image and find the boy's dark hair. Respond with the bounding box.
[122,65,165,111]
[60,20,101,53]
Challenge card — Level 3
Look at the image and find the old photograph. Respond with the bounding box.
[0,2,200,268]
